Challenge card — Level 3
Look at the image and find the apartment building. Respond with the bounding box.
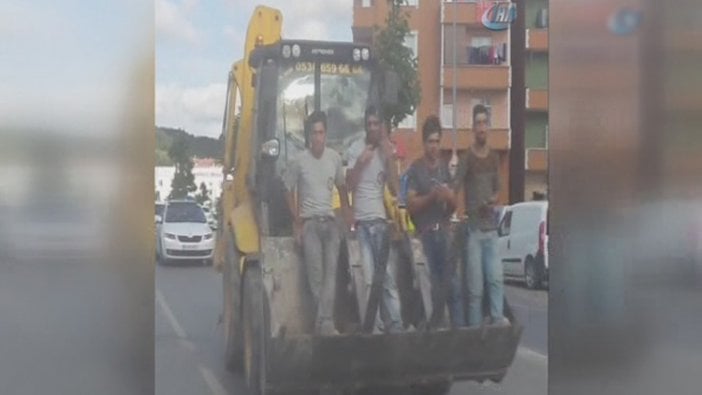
[524,0,548,200]
[353,0,549,203]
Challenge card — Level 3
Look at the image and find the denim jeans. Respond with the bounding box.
[357,219,403,333]
[302,217,341,333]
[420,228,465,327]
[465,227,504,326]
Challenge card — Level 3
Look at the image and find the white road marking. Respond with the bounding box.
[157,288,227,394]
[156,288,189,341]
[199,365,229,395]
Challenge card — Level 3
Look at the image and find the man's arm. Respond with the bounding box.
[381,138,400,197]
[441,185,457,212]
[407,188,438,217]
[406,166,438,216]
[490,153,500,204]
[453,153,467,193]
[335,154,354,227]
[338,184,351,211]
[284,158,302,237]
[345,144,374,192]
[452,154,468,218]
[386,164,400,198]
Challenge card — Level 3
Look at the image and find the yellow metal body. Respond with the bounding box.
[215,6,282,270]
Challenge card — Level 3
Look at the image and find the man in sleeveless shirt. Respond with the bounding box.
[345,105,403,334]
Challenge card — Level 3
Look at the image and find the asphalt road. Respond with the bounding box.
[156,263,547,395]
[0,254,153,395]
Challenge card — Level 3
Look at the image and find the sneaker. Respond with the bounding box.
[319,321,340,336]
[492,317,510,327]
[320,327,340,336]
[386,323,405,334]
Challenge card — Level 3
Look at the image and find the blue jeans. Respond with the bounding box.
[357,220,403,333]
[465,227,504,326]
[420,228,465,327]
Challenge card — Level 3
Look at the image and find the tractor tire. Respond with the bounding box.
[242,264,268,395]
[524,256,540,290]
[223,233,243,371]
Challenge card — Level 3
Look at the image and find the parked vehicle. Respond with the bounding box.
[497,201,549,289]
[156,200,215,266]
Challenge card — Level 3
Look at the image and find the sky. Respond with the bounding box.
[156,0,355,138]
[0,0,150,136]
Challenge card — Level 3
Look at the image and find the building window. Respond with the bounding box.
[441,104,454,129]
[399,31,418,130]
[404,0,418,7]
[361,0,372,7]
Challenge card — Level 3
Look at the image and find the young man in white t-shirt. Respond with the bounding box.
[285,111,351,336]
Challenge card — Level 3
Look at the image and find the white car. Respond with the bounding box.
[497,201,549,289]
[156,200,215,266]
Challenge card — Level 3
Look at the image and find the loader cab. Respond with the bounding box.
[248,40,394,236]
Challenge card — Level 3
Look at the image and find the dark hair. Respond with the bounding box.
[304,111,327,147]
[306,110,327,132]
[421,115,442,142]
[472,104,489,122]
[364,105,384,128]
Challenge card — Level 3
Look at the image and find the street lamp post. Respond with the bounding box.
[449,0,458,178]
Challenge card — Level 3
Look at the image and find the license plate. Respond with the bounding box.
[182,244,198,250]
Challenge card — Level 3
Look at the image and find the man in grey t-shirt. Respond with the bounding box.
[285,111,351,336]
[345,105,402,333]
[454,104,508,327]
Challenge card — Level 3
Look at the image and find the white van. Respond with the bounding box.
[497,201,549,289]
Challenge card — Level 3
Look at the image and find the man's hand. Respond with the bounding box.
[483,196,498,210]
[343,207,355,232]
[435,184,453,202]
[379,137,394,159]
[293,218,303,246]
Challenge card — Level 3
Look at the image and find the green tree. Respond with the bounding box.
[195,182,210,205]
[373,0,421,129]
[155,149,173,166]
[168,137,197,199]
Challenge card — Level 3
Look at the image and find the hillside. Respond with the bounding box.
[156,127,223,165]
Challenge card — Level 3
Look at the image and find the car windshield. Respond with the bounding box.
[275,61,372,167]
[165,202,207,223]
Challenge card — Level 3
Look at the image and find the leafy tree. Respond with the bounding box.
[155,149,173,166]
[168,137,197,199]
[372,0,421,129]
[195,182,210,205]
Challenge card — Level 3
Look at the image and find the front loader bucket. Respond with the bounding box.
[265,323,523,392]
